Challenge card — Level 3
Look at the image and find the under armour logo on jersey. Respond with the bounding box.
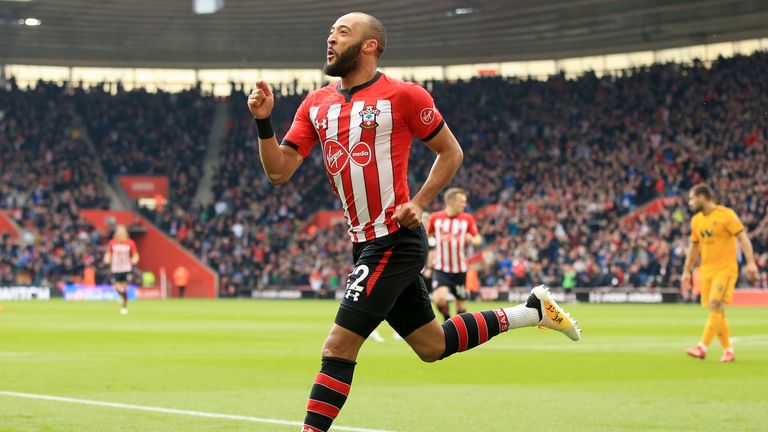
[324,140,372,175]
[700,230,714,238]
[314,118,328,131]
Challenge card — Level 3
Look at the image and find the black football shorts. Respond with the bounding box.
[335,226,436,338]
[112,272,131,284]
[432,270,468,301]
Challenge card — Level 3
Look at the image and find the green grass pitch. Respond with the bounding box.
[1,300,767,431]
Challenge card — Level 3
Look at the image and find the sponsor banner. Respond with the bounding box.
[118,176,169,199]
[63,284,137,301]
[0,286,51,301]
[503,290,568,303]
[588,292,664,304]
[138,288,163,300]
[254,290,302,299]
[479,288,677,303]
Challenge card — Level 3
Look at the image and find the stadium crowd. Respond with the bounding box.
[466,53,768,289]
[113,53,768,293]
[0,79,111,286]
[74,84,215,209]
[1,52,766,292]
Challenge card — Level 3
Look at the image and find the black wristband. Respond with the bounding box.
[254,117,275,139]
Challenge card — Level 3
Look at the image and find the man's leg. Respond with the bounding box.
[302,228,409,432]
[718,308,733,351]
[406,299,538,362]
[433,286,451,321]
[453,275,468,315]
[302,324,368,432]
[398,285,579,363]
[455,299,467,315]
[114,279,128,312]
[717,274,736,362]
[120,283,128,308]
[687,279,714,359]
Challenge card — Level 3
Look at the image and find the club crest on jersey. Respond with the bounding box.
[324,140,372,176]
[359,105,380,129]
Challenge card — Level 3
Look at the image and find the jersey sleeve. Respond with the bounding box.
[690,219,700,243]
[725,210,745,235]
[427,213,436,234]
[129,240,138,255]
[405,84,445,142]
[467,215,479,236]
[282,95,318,158]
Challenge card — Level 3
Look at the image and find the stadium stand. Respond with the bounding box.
[1,53,766,292]
[0,79,111,286]
[114,53,768,292]
[425,53,768,289]
[74,84,215,209]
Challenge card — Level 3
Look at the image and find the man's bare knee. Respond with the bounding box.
[321,326,364,360]
[708,299,723,312]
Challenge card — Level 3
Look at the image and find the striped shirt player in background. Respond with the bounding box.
[421,210,435,297]
[104,225,139,315]
[427,188,482,320]
[247,12,581,432]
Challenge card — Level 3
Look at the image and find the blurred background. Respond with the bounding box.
[1,0,767,304]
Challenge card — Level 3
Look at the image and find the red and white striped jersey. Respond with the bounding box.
[427,211,479,273]
[283,72,445,242]
[107,239,137,273]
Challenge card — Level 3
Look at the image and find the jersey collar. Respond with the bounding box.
[337,71,382,102]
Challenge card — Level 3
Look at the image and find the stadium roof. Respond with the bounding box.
[1,0,768,69]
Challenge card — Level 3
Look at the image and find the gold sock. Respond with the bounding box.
[718,313,732,350]
[700,311,721,347]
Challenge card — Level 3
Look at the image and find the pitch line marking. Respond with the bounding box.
[0,391,395,432]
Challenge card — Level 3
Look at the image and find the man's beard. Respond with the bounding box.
[324,41,363,77]
[691,203,703,213]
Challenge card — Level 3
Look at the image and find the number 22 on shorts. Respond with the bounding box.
[344,265,369,301]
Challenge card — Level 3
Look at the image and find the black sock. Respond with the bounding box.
[302,357,355,432]
[440,309,509,360]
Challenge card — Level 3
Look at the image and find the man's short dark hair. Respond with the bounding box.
[691,184,713,200]
[354,12,386,57]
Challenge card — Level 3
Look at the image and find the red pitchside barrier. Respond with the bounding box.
[731,290,768,306]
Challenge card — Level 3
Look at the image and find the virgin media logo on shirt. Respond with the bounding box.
[324,140,372,175]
